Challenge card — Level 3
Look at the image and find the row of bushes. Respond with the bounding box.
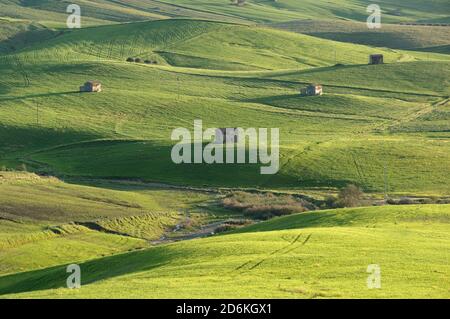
[387,197,450,205]
[214,219,253,233]
[126,57,158,64]
[221,191,315,220]
[220,185,366,221]
[1,164,27,172]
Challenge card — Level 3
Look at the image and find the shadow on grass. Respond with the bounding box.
[0,245,179,296]
[29,138,357,191]
[0,124,102,162]
[242,93,309,105]
[0,91,80,102]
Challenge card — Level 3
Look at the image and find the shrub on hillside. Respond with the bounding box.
[386,197,440,205]
[398,197,415,205]
[333,184,363,208]
[126,57,135,62]
[134,58,142,63]
[214,220,253,233]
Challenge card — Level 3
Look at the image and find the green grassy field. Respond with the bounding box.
[2,0,449,27]
[0,1,449,299]
[0,19,449,194]
[270,20,450,53]
[0,172,223,275]
[0,204,448,298]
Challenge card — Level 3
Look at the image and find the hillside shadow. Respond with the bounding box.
[0,91,80,102]
[242,93,305,105]
[0,83,11,95]
[0,27,59,54]
[0,245,180,296]
[0,124,103,168]
[255,64,364,79]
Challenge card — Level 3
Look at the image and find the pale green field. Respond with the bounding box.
[0,172,220,275]
[1,204,448,298]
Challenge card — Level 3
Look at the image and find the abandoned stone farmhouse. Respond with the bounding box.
[80,80,102,93]
[369,54,384,65]
[301,84,323,96]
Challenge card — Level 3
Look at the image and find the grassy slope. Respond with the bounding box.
[1,0,449,27]
[114,0,448,22]
[153,0,450,23]
[0,20,449,194]
[0,0,165,27]
[0,0,247,27]
[0,204,448,298]
[0,4,449,300]
[0,172,217,275]
[269,20,450,53]
[0,18,59,54]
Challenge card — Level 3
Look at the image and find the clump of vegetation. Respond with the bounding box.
[214,219,253,233]
[325,184,364,208]
[221,191,313,220]
[387,196,450,205]
[127,57,150,64]
[17,163,27,172]
[387,197,415,205]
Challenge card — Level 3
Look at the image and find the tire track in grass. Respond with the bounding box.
[283,234,312,254]
[350,151,367,187]
[234,232,310,273]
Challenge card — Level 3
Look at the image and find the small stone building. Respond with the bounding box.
[80,80,102,93]
[215,128,239,144]
[369,54,384,65]
[301,84,323,96]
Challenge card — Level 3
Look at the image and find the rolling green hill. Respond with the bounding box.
[158,0,450,23]
[270,19,450,54]
[0,18,58,53]
[0,172,218,275]
[1,0,449,27]
[0,19,449,194]
[1,2,449,300]
[0,204,448,298]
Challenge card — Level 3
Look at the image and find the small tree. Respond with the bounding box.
[336,184,363,207]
